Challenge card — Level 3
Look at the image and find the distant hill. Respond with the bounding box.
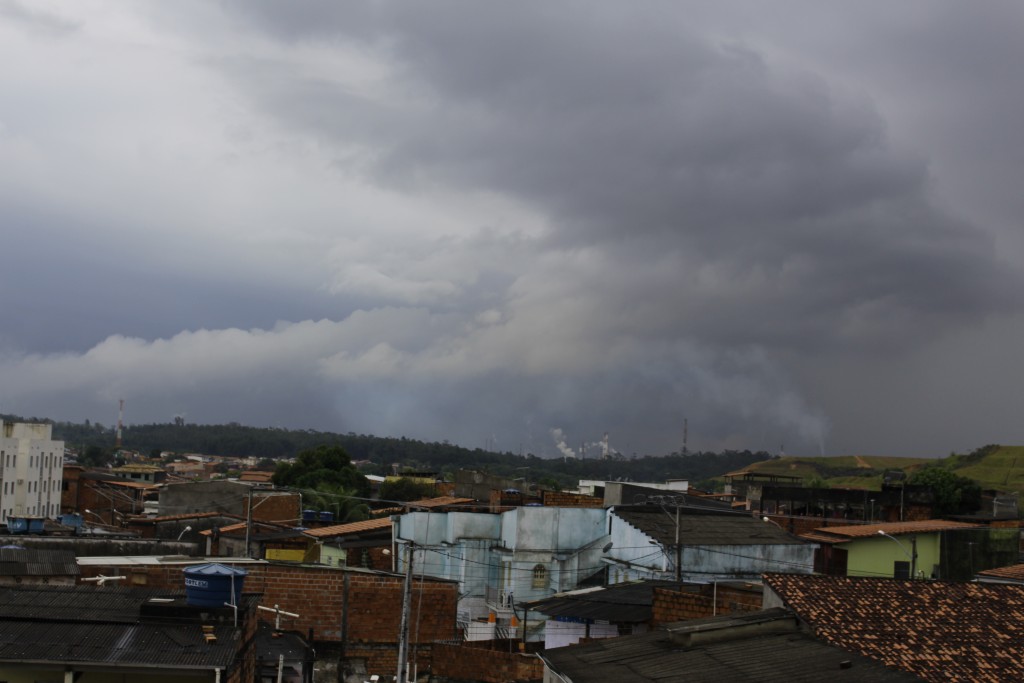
[735,444,1024,496]
[2,415,769,490]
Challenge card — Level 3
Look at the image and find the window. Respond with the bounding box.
[894,560,911,580]
[532,564,547,589]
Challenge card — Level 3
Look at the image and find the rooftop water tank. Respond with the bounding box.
[60,513,84,528]
[302,509,317,522]
[318,511,335,523]
[183,563,248,608]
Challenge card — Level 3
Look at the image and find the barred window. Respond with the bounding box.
[532,564,547,589]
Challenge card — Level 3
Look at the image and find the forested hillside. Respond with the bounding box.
[2,414,769,490]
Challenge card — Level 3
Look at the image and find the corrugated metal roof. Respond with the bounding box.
[408,496,476,509]
[528,580,685,622]
[0,585,256,671]
[542,608,919,682]
[132,511,233,524]
[0,586,158,622]
[0,621,238,669]
[77,556,266,567]
[0,547,79,577]
[614,508,806,546]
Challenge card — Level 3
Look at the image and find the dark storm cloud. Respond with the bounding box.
[4,2,1022,457]
[217,1,1017,352]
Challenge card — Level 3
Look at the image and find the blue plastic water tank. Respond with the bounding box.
[318,511,335,523]
[182,563,248,607]
[60,513,84,528]
[302,509,317,522]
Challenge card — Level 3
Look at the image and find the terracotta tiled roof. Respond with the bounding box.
[199,522,247,536]
[764,573,1024,682]
[976,563,1024,582]
[798,531,844,544]
[802,519,981,543]
[198,520,290,537]
[239,471,274,482]
[302,517,393,539]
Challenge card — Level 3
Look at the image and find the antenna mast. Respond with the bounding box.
[116,399,124,449]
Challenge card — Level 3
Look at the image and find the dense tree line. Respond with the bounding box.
[6,415,770,489]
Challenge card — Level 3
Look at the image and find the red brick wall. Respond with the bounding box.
[60,465,82,512]
[251,492,301,525]
[432,643,543,683]
[77,561,458,677]
[541,491,604,508]
[652,585,762,625]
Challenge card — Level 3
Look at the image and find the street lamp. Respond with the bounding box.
[177,525,193,541]
[83,509,104,523]
[877,530,917,579]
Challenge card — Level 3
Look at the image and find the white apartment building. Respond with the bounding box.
[0,421,64,523]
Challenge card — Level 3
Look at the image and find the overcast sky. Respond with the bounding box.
[2,1,1022,458]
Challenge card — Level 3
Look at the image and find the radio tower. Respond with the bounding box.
[116,399,124,449]
[682,418,688,456]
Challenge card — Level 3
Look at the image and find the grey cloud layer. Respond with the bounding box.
[222,2,1014,349]
[1,2,1020,456]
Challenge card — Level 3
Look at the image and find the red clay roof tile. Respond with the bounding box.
[764,573,1024,682]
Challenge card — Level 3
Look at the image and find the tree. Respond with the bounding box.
[272,444,370,495]
[378,478,436,502]
[908,465,982,516]
[302,482,370,523]
[79,445,114,468]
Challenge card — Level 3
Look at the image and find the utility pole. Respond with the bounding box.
[396,542,414,683]
[910,536,918,579]
[674,505,681,581]
[244,486,254,558]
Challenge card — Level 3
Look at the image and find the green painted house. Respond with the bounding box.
[801,519,986,579]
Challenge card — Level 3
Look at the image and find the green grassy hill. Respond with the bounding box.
[735,445,1024,495]
[946,445,1024,492]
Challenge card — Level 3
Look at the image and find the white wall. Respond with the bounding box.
[606,511,815,582]
[0,421,64,523]
[544,619,620,649]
